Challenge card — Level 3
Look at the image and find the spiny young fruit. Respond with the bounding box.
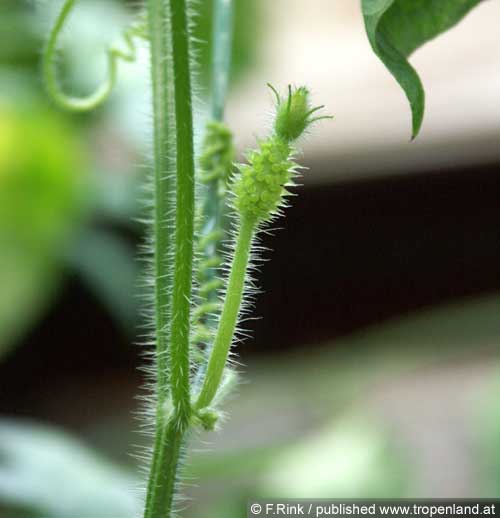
[233,136,294,223]
[233,85,331,224]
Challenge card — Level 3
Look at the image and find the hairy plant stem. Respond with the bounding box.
[146,413,187,518]
[196,215,256,409]
[144,0,196,516]
[144,0,174,515]
[169,0,195,421]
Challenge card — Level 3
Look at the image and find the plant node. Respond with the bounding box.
[194,408,219,431]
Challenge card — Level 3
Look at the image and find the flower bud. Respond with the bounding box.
[274,86,312,142]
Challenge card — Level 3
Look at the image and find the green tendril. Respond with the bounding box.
[43,0,147,112]
[191,121,235,357]
[199,121,234,188]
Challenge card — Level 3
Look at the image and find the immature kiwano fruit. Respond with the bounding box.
[233,136,294,223]
[233,85,331,225]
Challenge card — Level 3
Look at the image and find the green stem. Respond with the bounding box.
[196,215,256,409]
[144,0,174,515]
[144,0,196,515]
[207,0,234,259]
[147,413,187,518]
[210,0,234,121]
[204,0,234,267]
[148,0,172,410]
[169,0,195,421]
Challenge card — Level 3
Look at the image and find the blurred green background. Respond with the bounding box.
[1,1,500,517]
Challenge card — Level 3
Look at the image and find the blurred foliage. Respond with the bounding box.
[0,104,87,253]
[0,98,88,358]
[0,0,259,358]
[0,0,146,355]
[475,375,500,496]
[0,1,41,69]
[260,416,407,498]
[0,419,140,518]
[0,0,258,104]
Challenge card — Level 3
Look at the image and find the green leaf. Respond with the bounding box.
[362,0,483,138]
[0,98,88,359]
[0,419,140,518]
